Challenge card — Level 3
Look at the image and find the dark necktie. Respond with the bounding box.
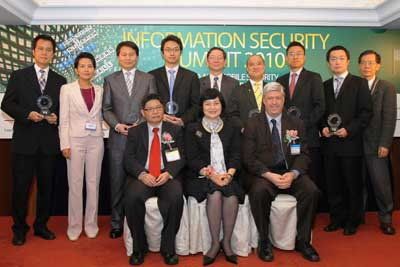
[149,128,161,177]
[213,76,219,90]
[271,119,285,164]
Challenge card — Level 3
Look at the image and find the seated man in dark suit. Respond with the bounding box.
[124,94,185,265]
[243,82,320,262]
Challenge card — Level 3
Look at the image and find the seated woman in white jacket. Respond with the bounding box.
[59,52,104,241]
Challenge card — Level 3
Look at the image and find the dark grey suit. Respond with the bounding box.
[102,69,157,230]
[227,81,265,129]
[363,78,396,224]
[199,74,239,105]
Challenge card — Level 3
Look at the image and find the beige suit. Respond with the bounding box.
[59,80,104,239]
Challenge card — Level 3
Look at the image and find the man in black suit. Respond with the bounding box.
[359,50,396,235]
[227,54,265,130]
[276,41,325,184]
[321,45,372,235]
[243,82,320,262]
[124,94,185,265]
[149,35,200,126]
[1,34,67,245]
[200,47,239,105]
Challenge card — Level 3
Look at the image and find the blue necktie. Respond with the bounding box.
[168,69,176,103]
[213,76,219,90]
[271,119,285,165]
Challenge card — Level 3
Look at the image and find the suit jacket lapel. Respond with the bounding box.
[141,123,149,161]
[336,74,351,99]
[245,82,258,110]
[71,80,90,115]
[160,68,170,95]
[281,114,291,156]
[220,75,230,101]
[89,85,101,116]
[130,70,141,99]
[28,66,42,96]
[116,71,130,99]
[202,75,211,89]
[173,68,184,98]
[293,69,306,99]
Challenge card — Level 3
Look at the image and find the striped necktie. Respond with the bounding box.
[254,82,262,110]
[213,76,219,90]
[125,71,133,96]
[39,69,46,93]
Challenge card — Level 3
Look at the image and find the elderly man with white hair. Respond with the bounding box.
[242,82,320,262]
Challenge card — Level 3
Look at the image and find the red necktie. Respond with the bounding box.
[149,127,161,177]
[289,73,297,99]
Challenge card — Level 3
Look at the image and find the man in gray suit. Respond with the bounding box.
[103,41,157,238]
[199,47,239,105]
[359,50,396,235]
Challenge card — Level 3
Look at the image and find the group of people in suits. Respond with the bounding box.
[2,32,397,266]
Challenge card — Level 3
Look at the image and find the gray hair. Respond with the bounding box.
[262,82,285,96]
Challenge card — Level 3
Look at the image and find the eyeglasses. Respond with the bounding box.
[164,48,181,53]
[288,52,304,57]
[143,106,163,112]
[360,61,377,66]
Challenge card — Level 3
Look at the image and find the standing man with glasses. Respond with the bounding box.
[358,50,396,235]
[321,45,372,236]
[149,34,200,126]
[1,34,67,246]
[103,41,157,239]
[276,41,325,186]
[200,47,239,106]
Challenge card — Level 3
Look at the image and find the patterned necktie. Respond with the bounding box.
[334,77,343,98]
[125,71,133,96]
[168,69,176,103]
[254,82,263,110]
[149,128,161,177]
[213,76,219,90]
[39,69,46,93]
[289,73,297,99]
[271,119,285,165]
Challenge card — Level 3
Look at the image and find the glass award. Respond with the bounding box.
[327,113,342,133]
[37,95,53,116]
[165,101,179,115]
[126,113,139,125]
[248,108,260,118]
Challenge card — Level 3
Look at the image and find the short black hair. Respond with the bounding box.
[326,45,350,62]
[161,35,183,52]
[141,93,164,109]
[358,49,381,64]
[74,52,96,69]
[116,41,139,57]
[199,88,226,117]
[207,47,227,59]
[33,34,56,53]
[286,41,305,55]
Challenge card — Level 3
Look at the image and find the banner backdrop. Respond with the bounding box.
[1,25,400,137]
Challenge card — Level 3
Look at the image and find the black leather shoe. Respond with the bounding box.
[220,241,238,264]
[12,232,26,246]
[162,253,178,265]
[110,228,122,239]
[129,251,144,265]
[324,222,342,232]
[295,243,320,262]
[380,223,396,235]
[257,240,274,262]
[34,227,56,240]
[203,255,216,266]
[343,226,357,235]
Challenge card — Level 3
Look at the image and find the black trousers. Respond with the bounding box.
[324,155,363,227]
[248,174,319,244]
[124,178,183,254]
[11,153,57,234]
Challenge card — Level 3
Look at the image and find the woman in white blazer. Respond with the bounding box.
[59,52,104,241]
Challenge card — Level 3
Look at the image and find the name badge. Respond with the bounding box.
[165,148,181,162]
[85,122,97,131]
[290,143,301,155]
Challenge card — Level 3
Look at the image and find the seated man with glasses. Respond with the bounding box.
[123,94,185,265]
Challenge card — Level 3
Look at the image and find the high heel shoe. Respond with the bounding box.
[203,255,216,266]
[220,241,238,264]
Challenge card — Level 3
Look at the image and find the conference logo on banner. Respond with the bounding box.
[1,25,400,138]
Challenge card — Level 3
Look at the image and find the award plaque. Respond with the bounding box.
[327,113,342,133]
[37,95,53,116]
[248,108,260,118]
[287,106,301,118]
[166,101,179,115]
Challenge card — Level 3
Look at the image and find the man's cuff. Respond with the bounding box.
[291,170,300,179]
